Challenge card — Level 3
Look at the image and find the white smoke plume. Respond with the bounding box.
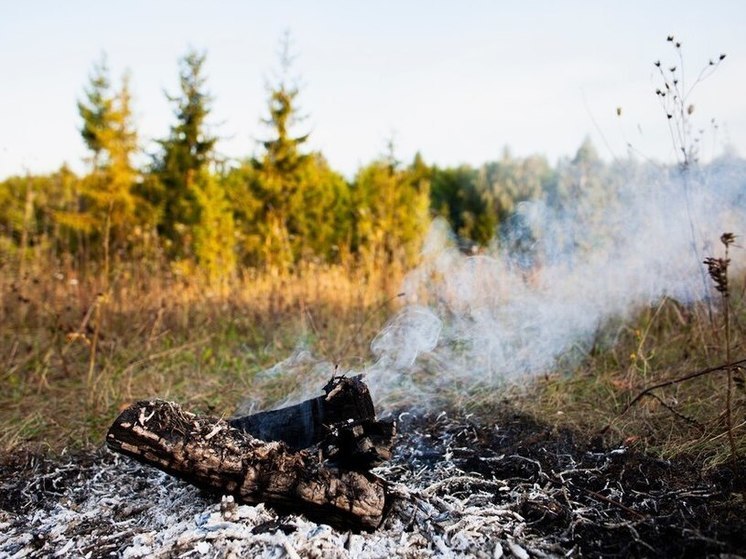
[363,158,746,406]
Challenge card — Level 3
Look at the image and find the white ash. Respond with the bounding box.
[0,417,566,559]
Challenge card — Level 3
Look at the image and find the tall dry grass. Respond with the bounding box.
[510,278,746,466]
[3,249,745,467]
[0,258,404,451]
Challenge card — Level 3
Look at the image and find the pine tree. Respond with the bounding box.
[248,34,351,270]
[222,162,263,266]
[193,174,236,285]
[536,138,613,260]
[74,56,140,255]
[352,150,431,270]
[78,56,112,170]
[151,49,217,257]
[294,153,351,262]
[549,137,605,209]
[253,37,309,270]
[430,164,495,246]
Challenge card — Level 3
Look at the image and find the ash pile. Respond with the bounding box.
[2,395,746,557]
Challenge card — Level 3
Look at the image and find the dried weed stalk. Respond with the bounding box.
[652,35,727,321]
[604,235,744,466]
[653,35,726,170]
[704,232,739,464]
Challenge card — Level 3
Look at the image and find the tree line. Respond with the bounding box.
[0,48,659,283]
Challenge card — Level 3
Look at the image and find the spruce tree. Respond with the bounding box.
[78,56,112,170]
[193,174,236,285]
[75,56,140,254]
[430,164,495,247]
[152,49,217,257]
[254,38,308,270]
[249,34,351,270]
[352,150,431,270]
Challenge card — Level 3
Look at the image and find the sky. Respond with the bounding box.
[1,0,745,179]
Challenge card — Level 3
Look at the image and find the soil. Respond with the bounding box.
[1,406,745,558]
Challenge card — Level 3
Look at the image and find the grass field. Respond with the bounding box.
[0,261,401,450]
[2,259,745,467]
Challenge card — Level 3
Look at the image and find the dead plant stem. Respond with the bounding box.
[602,357,746,434]
[722,242,737,464]
[86,298,102,408]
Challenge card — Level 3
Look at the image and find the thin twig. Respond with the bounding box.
[646,392,704,431]
[600,357,746,434]
[582,489,646,520]
[721,236,738,465]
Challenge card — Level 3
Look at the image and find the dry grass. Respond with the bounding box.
[3,256,746,467]
[0,260,403,451]
[510,285,746,467]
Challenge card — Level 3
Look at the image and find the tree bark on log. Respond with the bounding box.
[107,398,390,530]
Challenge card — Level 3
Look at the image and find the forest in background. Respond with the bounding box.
[2,46,724,284]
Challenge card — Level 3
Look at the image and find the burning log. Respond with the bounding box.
[106,377,395,530]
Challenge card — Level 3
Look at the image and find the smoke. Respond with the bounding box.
[363,158,746,405]
[238,157,746,413]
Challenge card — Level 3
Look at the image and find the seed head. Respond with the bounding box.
[720,232,736,247]
[703,257,730,296]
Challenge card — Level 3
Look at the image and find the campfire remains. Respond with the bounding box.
[3,406,746,557]
[106,376,395,531]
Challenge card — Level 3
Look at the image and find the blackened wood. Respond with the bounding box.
[321,418,396,470]
[228,376,376,450]
[106,399,388,531]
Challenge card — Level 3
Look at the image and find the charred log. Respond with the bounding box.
[228,375,375,450]
[228,376,394,469]
[321,418,396,470]
[106,399,388,530]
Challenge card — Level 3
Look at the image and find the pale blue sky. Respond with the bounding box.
[1,1,745,179]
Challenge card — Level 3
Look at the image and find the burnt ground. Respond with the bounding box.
[1,407,745,558]
[394,410,746,558]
